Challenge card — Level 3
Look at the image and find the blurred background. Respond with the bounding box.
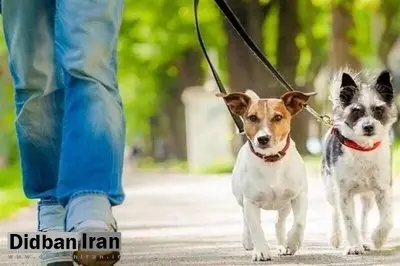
[1,0,400,218]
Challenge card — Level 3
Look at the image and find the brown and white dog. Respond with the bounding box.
[218,89,316,261]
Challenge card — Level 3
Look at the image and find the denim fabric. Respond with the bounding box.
[65,194,116,232]
[1,0,126,207]
[37,198,65,232]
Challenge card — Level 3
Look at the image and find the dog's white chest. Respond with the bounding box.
[232,143,306,210]
[337,146,391,191]
[249,183,297,210]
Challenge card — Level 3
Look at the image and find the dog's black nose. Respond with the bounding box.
[363,124,375,135]
[257,136,270,145]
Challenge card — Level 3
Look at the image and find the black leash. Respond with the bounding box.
[194,0,333,134]
[194,0,245,133]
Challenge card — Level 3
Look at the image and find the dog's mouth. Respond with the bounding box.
[363,132,375,137]
[256,143,270,150]
[254,139,271,150]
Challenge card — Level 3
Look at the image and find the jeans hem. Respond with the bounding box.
[68,191,110,204]
[65,192,115,232]
[37,202,66,232]
[38,198,60,206]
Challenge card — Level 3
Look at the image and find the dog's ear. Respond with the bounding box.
[340,73,358,107]
[281,91,317,116]
[375,70,394,105]
[216,92,251,116]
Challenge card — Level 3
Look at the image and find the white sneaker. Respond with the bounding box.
[37,202,74,266]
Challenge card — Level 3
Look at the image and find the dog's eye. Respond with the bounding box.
[351,108,364,117]
[248,115,259,122]
[373,106,385,118]
[273,114,283,122]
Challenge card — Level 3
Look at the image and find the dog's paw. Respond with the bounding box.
[330,231,341,248]
[344,245,365,255]
[252,249,272,261]
[284,239,300,256]
[276,245,294,256]
[285,226,303,255]
[242,235,253,251]
[362,243,371,252]
[372,226,391,249]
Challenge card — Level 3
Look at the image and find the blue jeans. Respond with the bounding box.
[1,0,125,230]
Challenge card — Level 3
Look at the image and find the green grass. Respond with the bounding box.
[135,157,189,172]
[0,164,21,187]
[192,156,323,175]
[134,155,327,175]
[134,137,400,178]
[135,155,323,175]
[0,187,31,219]
[195,160,234,174]
[0,164,32,220]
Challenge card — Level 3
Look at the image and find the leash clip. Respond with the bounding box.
[320,115,333,126]
[304,104,333,127]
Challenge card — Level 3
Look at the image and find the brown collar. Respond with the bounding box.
[248,135,291,163]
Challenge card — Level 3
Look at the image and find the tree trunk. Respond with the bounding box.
[164,97,186,160]
[276,0,300,86]
[224,0,279,96]
[224,0,253,93]
[165,49,204,160]
[377,0,400,137]
[329,0,361,72]
[276,0,308,154]
[246,1,280,98]
[149,115,161,160]
[378,0,400,68]
[322,0,362,140]
[224,0,280,151]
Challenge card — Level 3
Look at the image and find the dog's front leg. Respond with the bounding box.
[339,191,363,255]
[372,189,393,249]
[243,198,271,261]
[285,190,307,255]
[360,193,373,251]
[275,203,290,256]
[241,207,253,250]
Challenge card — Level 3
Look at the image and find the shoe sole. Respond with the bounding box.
[72,250,120,266]
[47,262,74,266]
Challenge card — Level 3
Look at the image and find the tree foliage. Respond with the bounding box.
[118,0,226,137]
[1,0,400,163]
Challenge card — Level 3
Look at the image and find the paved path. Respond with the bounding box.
[2,170,400,265]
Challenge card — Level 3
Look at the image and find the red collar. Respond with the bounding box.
[248,135,291,163]
[331,128,381,152]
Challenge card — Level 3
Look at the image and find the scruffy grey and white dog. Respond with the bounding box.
[322,69,398,255]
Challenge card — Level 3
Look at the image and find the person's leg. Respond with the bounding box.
[1,0,66,227]
[54,0,125,232]
[1,1,71,264]
[1,0,62,201]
